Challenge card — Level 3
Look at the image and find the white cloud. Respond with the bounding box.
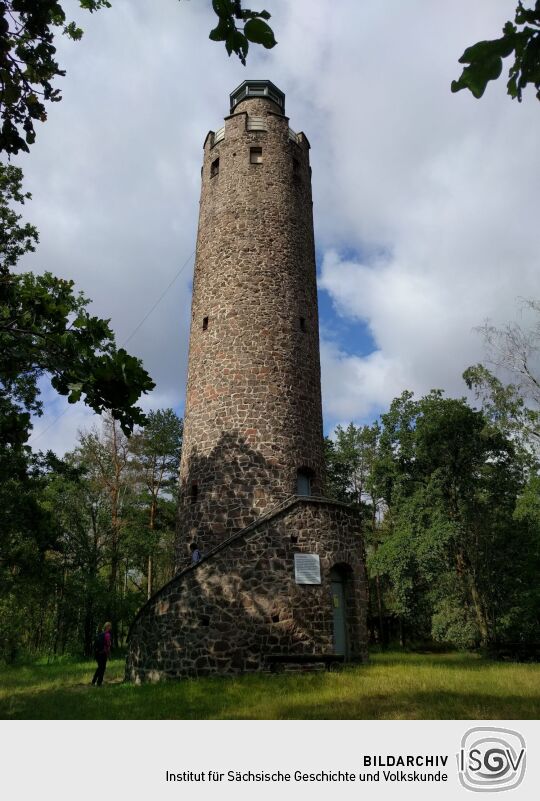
[14,0,539,451]
[320,339,407,423]
[311,1,540,428]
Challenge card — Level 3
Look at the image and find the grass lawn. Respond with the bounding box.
[1,651,539,720]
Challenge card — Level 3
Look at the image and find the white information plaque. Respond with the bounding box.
[294,553,321,585]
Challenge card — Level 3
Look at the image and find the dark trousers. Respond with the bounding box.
[92,654,107,686]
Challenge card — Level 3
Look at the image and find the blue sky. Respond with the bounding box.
[23,0,540,455]
[317,244,379,363]
[318,286,377,362]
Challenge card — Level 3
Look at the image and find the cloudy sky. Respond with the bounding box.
[18,0,539,454]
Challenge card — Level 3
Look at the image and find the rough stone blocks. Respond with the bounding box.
[127,498,368,681]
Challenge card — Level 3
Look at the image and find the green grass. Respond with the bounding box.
[1,651,539,719]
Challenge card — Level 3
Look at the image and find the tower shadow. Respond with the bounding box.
[176,430,297,566]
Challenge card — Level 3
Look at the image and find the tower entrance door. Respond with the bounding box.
[330,567,348,657]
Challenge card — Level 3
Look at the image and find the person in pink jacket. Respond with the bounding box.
[91,622,112,686]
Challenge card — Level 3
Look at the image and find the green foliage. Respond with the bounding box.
[515,474,540,522]
[0,450,68,661]
[0,164,154,445]
[0,411,182,661]
[452,2,540,102]
[372,390,538,648]
[0,0,111,154]
[0,1,276,154]
[431,597,481,650]
[0,164,38,272]
[126,409,183,596]
[327,385,540,651]
[208,0,276,65]
[325,421,390,645]
[130,409,183,476]
[1,270,154,437]
[244,18,276,48]
[0,2,183,664]
[325,422,381,508]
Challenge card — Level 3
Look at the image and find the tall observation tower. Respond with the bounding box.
[127,83,368,682]
[178,80,324,561]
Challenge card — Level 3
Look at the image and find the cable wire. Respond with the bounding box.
[29,249,195,445]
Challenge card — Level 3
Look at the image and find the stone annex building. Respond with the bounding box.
[126,81,368,681]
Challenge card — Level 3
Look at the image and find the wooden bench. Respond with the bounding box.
[487,642,540,662]
[266,653,345,673]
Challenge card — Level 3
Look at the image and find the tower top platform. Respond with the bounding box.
[229,80,285,114]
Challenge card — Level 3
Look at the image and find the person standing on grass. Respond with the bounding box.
[91,622,112,687]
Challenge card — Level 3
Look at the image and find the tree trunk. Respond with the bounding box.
[398,616,404,648]
[107,418,123,645]
[457,549,490,646]
[147,497,157,599]
[375,574,386,649]
[468,573,490,646]
[84,600,95,658]
[147,554,153,600]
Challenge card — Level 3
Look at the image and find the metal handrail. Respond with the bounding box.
[128,494,351,632]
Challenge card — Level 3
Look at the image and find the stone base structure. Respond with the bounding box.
[126,497,368,682]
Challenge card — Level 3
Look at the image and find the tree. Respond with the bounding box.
[75,415,135,639]
[325,422,380,507]
[371,390,536,648]
[0,408,183,659]
[0,164,155,447]
[0,449,72,660]
[1,2,273,436]
[41,455,112,656]
[462,306,540,650]
[452,2,540,102]
[1,270,155,435]
[60,411,181,645]
[0,1,276,155]
[325,422,388,646]
[0,1,112,154]
[0,161,38,270]
[207,0,276,66]
[464,298,540,451]
[129,409,182,598]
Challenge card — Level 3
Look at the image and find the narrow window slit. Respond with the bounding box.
[202,316,209,331]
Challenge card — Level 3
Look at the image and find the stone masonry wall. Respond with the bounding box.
[127,499,368,682]
[177,95,324,565]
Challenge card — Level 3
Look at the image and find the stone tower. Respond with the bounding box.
[126,82,368,682]
[178,80,324,561]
